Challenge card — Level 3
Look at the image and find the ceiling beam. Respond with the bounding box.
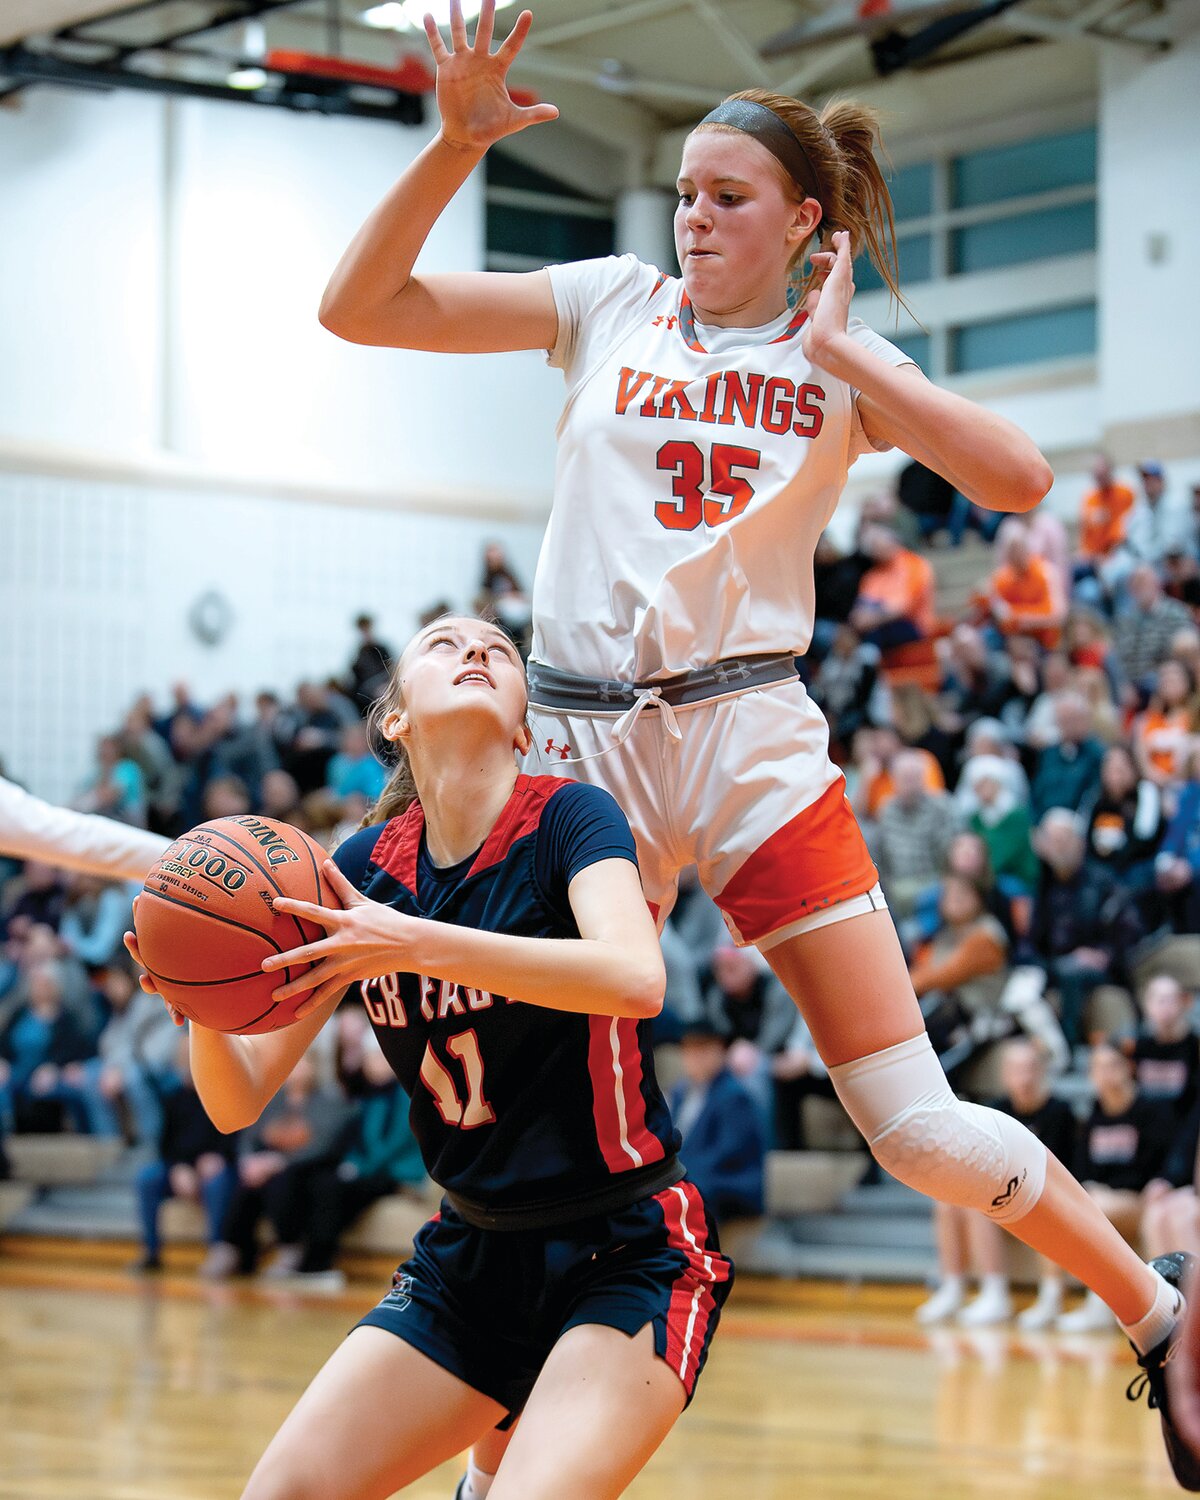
[516,48,724,110]
[688,0,770,87]
[988,2,1168,54]
[531,0,688,49]
[776,36,865,96]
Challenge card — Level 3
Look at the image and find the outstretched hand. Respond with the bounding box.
[123,918,188,1028]
[426,0,559,153]
[262,859,422,1018]
[801,229,854,365]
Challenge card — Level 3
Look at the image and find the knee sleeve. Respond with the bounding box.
[828,1034,1047,1224]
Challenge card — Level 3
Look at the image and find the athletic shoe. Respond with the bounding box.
[1056,1290,1114,1334]
[1126,1252,1200,1492]
[1016,1282,1064,1332]
[916,1281,966,1326]
[958,1286,1012,1328]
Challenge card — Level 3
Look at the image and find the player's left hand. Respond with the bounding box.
[801,229,853,365]
[265,860,423,1017]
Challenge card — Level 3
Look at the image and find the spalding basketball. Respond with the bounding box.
[134,816,342,1034]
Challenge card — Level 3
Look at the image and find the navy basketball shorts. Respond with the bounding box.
[355,1178,733,1417]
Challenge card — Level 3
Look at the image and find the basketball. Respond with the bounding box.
[134,816,342,1034]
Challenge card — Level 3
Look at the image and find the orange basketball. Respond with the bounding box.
[134,816,342,1034]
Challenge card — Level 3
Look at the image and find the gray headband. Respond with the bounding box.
[697,98,823,225]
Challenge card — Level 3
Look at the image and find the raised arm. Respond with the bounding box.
[318,0,559,354]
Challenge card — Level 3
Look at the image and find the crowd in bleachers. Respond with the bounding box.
[3,463,1200,1311]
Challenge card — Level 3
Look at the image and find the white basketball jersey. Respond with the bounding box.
[532,253,915,682]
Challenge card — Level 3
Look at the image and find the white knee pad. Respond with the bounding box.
[828,1034,1047,1224]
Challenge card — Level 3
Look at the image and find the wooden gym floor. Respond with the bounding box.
[0,1247,1184,1499]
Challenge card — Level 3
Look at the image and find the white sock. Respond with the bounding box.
[461,1457,497,1500]
[979,1275,1009,1299]
[1035,1277,1063,1303]
[1120,1268,1185,1356]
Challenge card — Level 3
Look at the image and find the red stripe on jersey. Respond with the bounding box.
[370,801,424,893]
[769,304,810,344]
[613,1018,665,1168]
[369,774,571,892]
[467,774,570,879]
[647,271,669,300]
[655,1180,730,1395]
[587,1014,646,1173]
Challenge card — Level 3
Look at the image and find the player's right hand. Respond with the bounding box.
[122,926,187,1027]
[425,0,558,153]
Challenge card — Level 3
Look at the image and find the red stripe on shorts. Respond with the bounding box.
[655,1181,730,1394]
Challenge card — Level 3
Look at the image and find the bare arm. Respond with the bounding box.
[319,2,559,354]
[264,857,666,1022]
[803,234,1053,514]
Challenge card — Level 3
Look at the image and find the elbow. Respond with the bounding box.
[317,296,363,344]
[627,962,666,1019]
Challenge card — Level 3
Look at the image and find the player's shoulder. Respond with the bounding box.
[525,774,626,821]
[551,252,672,307]
[332,820,389,885]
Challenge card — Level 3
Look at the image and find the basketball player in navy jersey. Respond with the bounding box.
[125,614,730,1500]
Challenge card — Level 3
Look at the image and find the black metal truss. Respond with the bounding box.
[0,0,425,125]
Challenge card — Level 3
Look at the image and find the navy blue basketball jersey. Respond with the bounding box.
[334,774,681,1222]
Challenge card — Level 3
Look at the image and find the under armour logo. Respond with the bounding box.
[651,315,678,329]
[544,738,572,760]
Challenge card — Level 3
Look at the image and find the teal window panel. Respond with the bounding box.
[952,199,1095,273]
[855,233,932,293]
[952,302,1096,373]
[952,127,1096,208]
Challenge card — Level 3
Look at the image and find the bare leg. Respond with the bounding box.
[934,1202,969,1278]
[241,1328,503,1500]
[966,1211,1008,1277]
[764,909,1159,1324]
[490,1324,685,1500]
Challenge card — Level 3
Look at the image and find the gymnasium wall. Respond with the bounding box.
[0,470,545,803]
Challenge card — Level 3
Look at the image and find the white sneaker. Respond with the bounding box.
[1055,1292,1114,1334]
[197,1242,239,1281]
[281,1268,347,1293]
[958,1286,1013,1327]
[1017,1284,1064,1331]
[260,1244,303,1279]
[916,1280,966,1325]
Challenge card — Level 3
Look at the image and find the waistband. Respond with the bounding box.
[441,1155,684,1232]
[527,654,798,715]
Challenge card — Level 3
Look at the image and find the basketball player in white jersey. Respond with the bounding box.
[320,3,1196,1488]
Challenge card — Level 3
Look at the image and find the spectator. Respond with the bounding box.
[58,874,135,970]
[133,1035,238,1274]
[697,942,798,1118]
[215,692,286,805]
[895,458,963,546]
[916,1038,1075,1328]
[955,722,1030,820]
[260,768,303,824]
[1025,504,1072,599]
[874,751,959,917]
[1020,651,1073,750]
[849,524,936,649]
[58,959,178,1143]
[347,615,394,716]
[853,724,945,823]
[478,542,532,654]
[1060,1041,1174,1331]
[1078,455,1135,568]
[1156,742,1200,933]
[0,921,96,1032]
[811,534,872,657]
[938,624,1014,723]
[909,873,1010,1081]
[287,683,358,794]
[1083,743,1165,914]
[75,734,148,827]
[1030,693,1105,820]
[199,1055,354,1278]
[325,722,387,804]
[810,625,878,752]
[985,520,1065,650]
[3,861,66,935]
[770,1010,836,1151]
[1127,462,1196,567]
[668,1021,766,1224]
[967,761,1039,894]
[202,775,253,821]
[1115,565,1194,689]
[1127,975,1200,1120]
[1133,659,1200,788]
[263,1040,424,1287]
[119,696,176,825]
[0,962,94,1132]
[1163,548,1200,616]
[1025,809,1145,1049]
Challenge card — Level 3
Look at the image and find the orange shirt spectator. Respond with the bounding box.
[866,748,945,819]
[852,526,936,640]
[991,554,1065,649]
[1080,459,1134,560]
